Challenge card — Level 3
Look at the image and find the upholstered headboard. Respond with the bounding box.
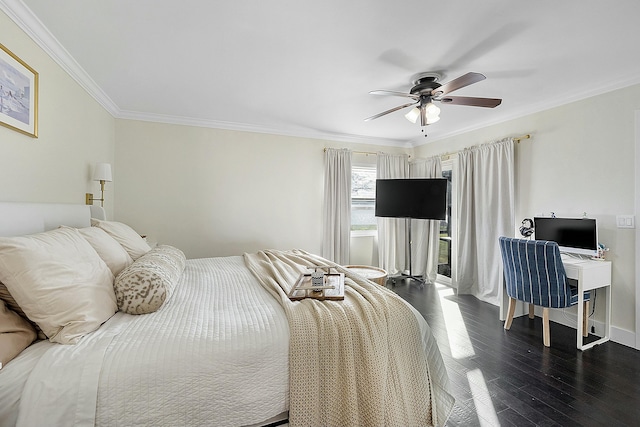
[0,202,106,237]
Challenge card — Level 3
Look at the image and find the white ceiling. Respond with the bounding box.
[5,0,640,147]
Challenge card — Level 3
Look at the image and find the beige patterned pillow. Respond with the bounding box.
[114,245,186,315]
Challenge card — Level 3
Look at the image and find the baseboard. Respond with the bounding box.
[611,326,637,348]
[500,294,638,350]
[542,309,637,349]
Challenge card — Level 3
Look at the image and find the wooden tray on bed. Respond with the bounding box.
[288,267,344,301]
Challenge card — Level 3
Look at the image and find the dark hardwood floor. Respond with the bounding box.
[385,278,640,427]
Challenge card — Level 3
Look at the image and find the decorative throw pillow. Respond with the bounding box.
[0,227,117,344]
[0,299,37,369]
[73,226,133,276]
[114,245,186,315]
[0,281,46,340]
[91,219,151,260]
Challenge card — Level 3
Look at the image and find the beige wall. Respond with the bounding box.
[114,119,408,259]
[0,11,115,217]
[414,84,640,337]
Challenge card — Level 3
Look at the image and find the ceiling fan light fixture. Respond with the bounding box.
[426,114,440,124]
[366,72,501,128]
[424,102,440,116]
[404,107,420,123]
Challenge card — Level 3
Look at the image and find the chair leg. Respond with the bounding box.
[542,308,550,347]
[528,303,535,319]
[504,297,516,330]
[583,300,590,337]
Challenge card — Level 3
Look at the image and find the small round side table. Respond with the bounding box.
[344,265,388,286]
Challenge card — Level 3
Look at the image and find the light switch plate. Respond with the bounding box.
[616,215,635,229]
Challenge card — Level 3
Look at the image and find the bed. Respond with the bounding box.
[0,202,454,427]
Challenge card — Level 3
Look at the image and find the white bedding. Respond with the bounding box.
[1,255,447,426]
[3,256,290,427]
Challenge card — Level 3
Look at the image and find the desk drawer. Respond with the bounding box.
[563,260,611,290]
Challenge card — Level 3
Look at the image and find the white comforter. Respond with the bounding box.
[1,255,447,426]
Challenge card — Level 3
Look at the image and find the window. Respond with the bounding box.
[351,166,377,232]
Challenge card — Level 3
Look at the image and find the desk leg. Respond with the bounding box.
[577,286,584,350]
[604,286,611,342]
[579,286,612,351]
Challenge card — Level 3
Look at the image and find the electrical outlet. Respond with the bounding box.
[590,325,595,334]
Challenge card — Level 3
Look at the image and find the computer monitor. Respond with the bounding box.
[533,217,598,256]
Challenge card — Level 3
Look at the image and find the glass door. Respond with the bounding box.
[437,159,457,286]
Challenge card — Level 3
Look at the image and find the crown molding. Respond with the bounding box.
[0,0,408,147]
[117,110,412,148]
[0,0,121,115]
[0,0,411,148]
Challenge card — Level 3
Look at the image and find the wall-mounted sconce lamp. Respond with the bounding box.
[85,163,112,207]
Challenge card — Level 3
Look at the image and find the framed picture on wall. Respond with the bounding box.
[0,43,38,138]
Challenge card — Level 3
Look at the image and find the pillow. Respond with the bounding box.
[0,281,46,340]
[72,226,133,276]
[91,219,151,260]
[114,245,186,315]
[0,227,117,344]
[0,299,37,369]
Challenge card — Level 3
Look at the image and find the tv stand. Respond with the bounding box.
[390,218,425,286]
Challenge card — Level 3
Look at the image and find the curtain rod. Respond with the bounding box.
[440,133,532,160]
[323,148,376,156]
[322,134,532,158]
[513,134,531,143]
[323,148,410,158]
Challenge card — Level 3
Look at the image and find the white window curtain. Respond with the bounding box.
[409,156,442,285]
[457,138,515,305]
[376,152,409,274]
[322,148,352,264]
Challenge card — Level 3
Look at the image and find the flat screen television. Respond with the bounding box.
[533,217,598,256]
[375,178,447,220]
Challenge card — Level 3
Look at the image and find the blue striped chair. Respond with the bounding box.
[498,237,590,347]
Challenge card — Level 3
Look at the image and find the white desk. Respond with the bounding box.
[562,257,612,350]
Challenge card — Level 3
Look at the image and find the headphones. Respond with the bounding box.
[519,218,534,238]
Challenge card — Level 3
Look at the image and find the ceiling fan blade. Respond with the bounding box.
[438,96,502,108]
[369,90,419,100]
[430,72,486,97]
[364,102,418,122]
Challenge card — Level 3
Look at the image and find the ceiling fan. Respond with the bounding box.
[364,72,502,127]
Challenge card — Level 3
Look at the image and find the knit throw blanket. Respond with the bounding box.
[244,249,453,427]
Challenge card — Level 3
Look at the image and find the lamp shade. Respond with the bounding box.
[424,102,440,116]
[404,107,420,124]
[424,102,441,124]
[92,163,112,182]
[426,115,440,124]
